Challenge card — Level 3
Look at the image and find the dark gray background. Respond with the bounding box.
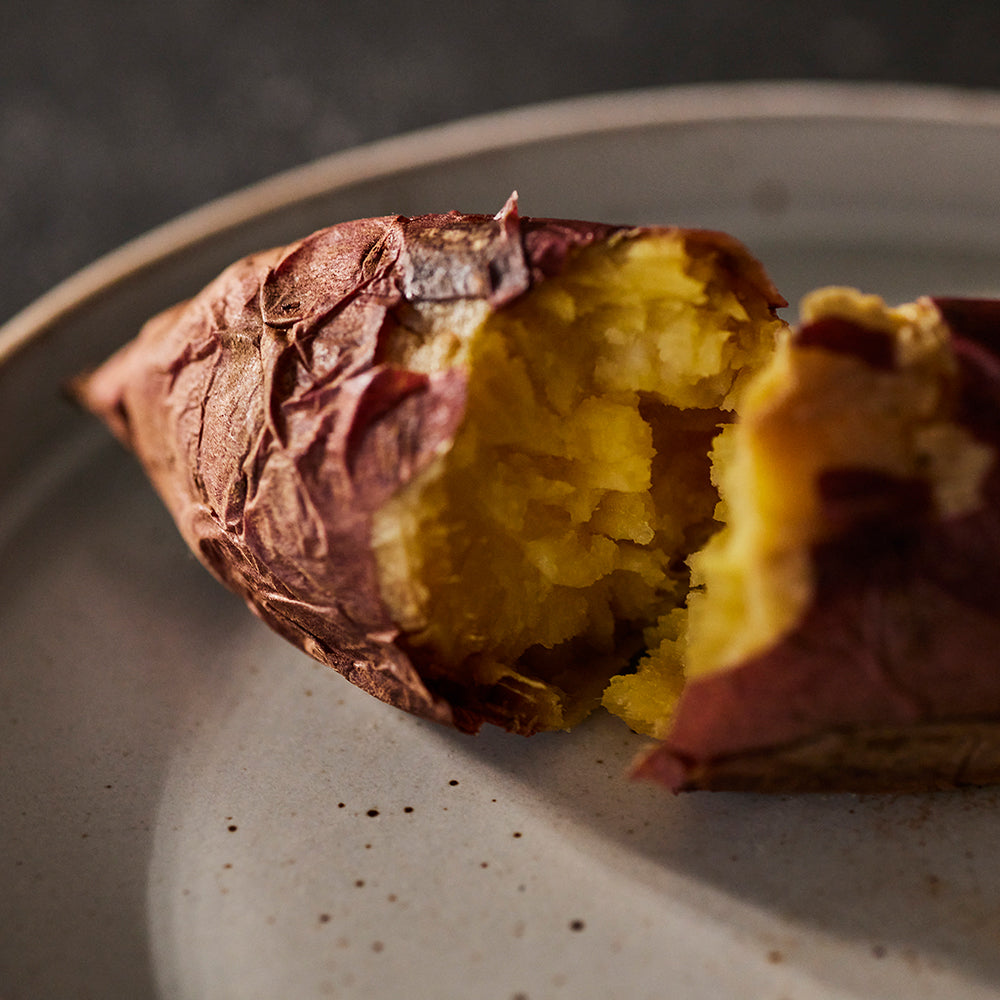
[5,0,1000,324]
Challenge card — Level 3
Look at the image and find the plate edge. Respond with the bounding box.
[2,79,999,367]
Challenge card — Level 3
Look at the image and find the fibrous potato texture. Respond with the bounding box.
[370,230,784,732]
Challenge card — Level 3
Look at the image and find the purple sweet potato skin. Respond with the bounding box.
[75,201,783,733]
[638,300,1000,791]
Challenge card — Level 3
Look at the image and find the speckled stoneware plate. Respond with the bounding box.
[5,82,1000,1000]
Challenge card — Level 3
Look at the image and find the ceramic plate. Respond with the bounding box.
[5,82,1000,1000]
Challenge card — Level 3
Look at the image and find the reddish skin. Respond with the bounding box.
[74,200,784,734]
[637,300,1000,791]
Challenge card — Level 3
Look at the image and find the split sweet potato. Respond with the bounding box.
[74,195,1000,792]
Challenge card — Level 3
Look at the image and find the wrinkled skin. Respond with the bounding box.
[73,198,782,733]
[637,298,1000,791]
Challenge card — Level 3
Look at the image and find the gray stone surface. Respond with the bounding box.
[3,0,1000,322]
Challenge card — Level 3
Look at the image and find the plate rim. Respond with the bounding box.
[3,78,1000,368]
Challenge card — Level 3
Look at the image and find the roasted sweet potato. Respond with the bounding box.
[77,195,1000,792]
[635,290,1000,791]
[72,195,786,736]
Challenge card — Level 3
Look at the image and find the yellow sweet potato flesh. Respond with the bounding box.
[371,232,782,730]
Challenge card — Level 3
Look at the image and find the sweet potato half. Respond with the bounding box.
[74,196,1000,791]
[637,291,1000,790]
